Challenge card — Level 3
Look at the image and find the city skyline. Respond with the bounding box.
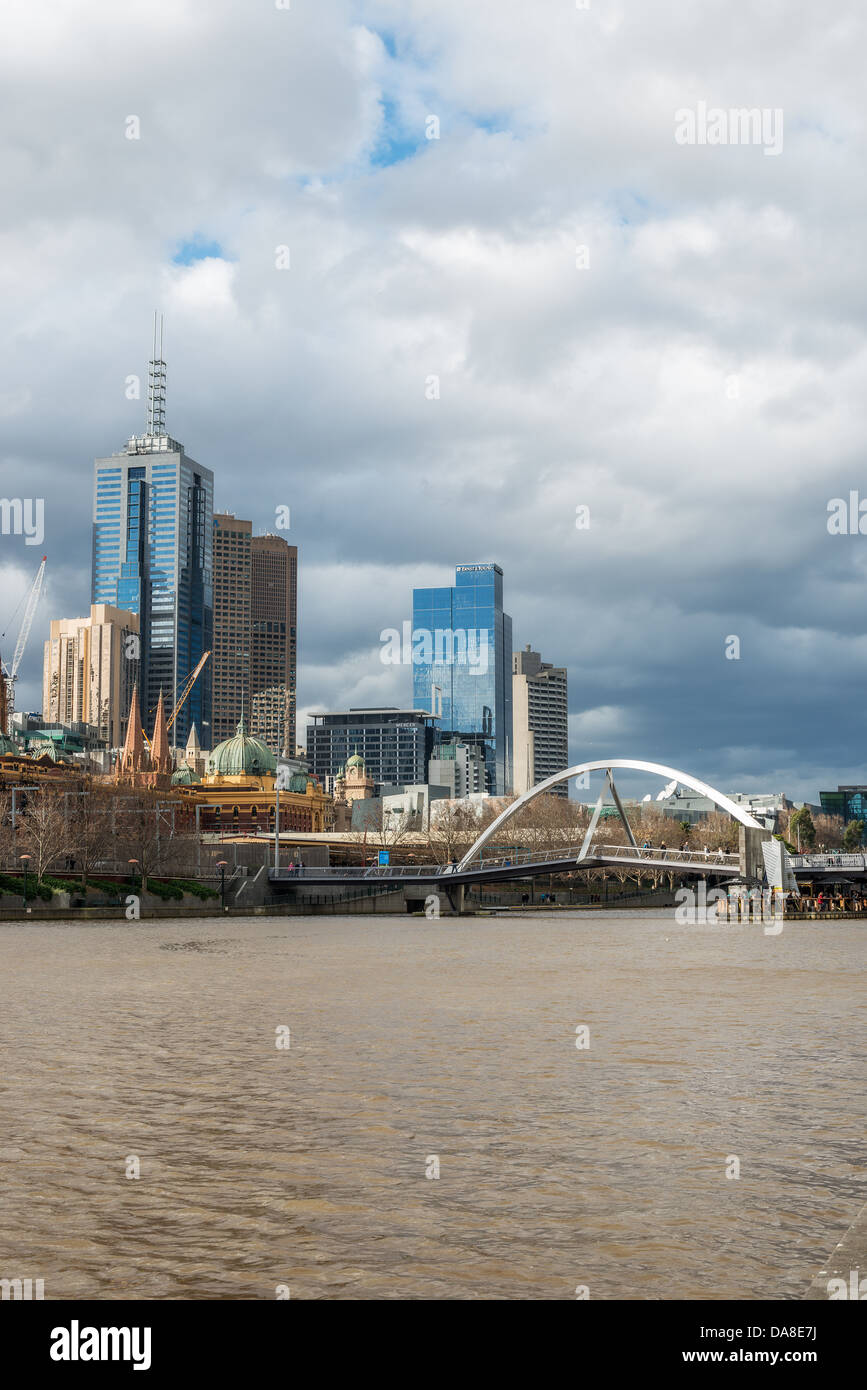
[2,3,866,803]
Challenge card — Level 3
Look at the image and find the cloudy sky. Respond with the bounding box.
[1,0,865,802]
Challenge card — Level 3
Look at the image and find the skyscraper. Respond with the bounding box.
[91,319,214,748]
[212,513,252,744]
[412,563,513,795]
[211,517,297,756]
[250,534,297,757]
[512,645,569,798]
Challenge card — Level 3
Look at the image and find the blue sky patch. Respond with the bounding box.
[172,235,227,266]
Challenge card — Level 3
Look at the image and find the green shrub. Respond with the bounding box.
[173,879,219,900]
[140,879,184,901]
[0,873,52,901]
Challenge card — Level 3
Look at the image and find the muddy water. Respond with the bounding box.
[0,912,863,1299]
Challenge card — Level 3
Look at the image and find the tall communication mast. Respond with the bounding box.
[146,311,166,437]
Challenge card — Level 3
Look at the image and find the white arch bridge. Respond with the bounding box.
[270,760,774,892]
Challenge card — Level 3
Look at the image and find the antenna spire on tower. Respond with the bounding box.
[146,310,166,436]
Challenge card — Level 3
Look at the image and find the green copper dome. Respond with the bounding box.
[207,717,277,776]
[345,750,365,769]
[30,738,58,761]
[172,763,202,786]
[0,734,17,757]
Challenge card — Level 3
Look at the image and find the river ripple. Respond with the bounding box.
[0,912,863,1299]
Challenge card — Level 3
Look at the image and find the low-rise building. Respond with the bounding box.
[652,788,790,829]
[171,715,332,835]
[308,708,439,791]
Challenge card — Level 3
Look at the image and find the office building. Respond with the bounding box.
[412,563,513,795]
[819,786,867,828]
[212,513,252,744]
[307,707,439,791]
[211,516,297,756]
[428,738,487,798]
[42,604,140,748]
[91,320,213,747]
[512,645,569,798]
[251,685,294,758]
[250,533,297,756]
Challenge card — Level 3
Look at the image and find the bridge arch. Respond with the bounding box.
[456,759,763,871]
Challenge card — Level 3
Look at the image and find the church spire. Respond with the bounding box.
[150,687,171,775]
[117,683,146,777]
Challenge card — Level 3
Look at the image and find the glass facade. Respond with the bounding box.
[308,709,438,790]
[412,564,512,794]
[92,437,213,748]
[819,786,867,837]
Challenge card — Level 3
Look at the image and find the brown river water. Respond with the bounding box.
[0,911,863,1300]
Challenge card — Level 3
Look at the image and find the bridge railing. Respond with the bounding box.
[593,843,738,865]
[272,864,439,880]
[788,852,866,870]
[270,842,739,880]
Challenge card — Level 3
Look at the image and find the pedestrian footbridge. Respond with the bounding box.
[270,759,767,891]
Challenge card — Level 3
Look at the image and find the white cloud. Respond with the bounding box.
[1,0,865,799]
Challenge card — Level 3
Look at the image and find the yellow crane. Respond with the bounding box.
[142,650,211,750]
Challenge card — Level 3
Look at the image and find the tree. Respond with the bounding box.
[789,805,816,851]
[18,788,70,881]
[843,819,864,851]
[0,786,17,866]
[112,793,186,890]
[812,812,844,849]
[428,800,482,865]
[67,785,115,882]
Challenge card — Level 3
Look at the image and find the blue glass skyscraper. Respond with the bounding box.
[412,563,513,794]
[91,326,213,747]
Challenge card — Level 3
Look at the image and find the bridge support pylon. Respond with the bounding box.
[444,884,465,916]
[739,824,773,882]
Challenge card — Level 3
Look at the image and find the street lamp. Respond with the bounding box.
[19,854,31,914]
[216,859,228,913]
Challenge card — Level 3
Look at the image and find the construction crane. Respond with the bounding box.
[1,555,47,735]
[142,649,210,750]
[168,650,211,735]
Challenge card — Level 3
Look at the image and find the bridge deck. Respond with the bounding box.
[269,843,741,888]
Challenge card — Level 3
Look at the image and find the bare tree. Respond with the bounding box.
[812,812,844,851]
[428,800,481,865]
[18,788,71,882]
[66,785,116,882]
[0,786,17,868]
[113,794,164,892]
